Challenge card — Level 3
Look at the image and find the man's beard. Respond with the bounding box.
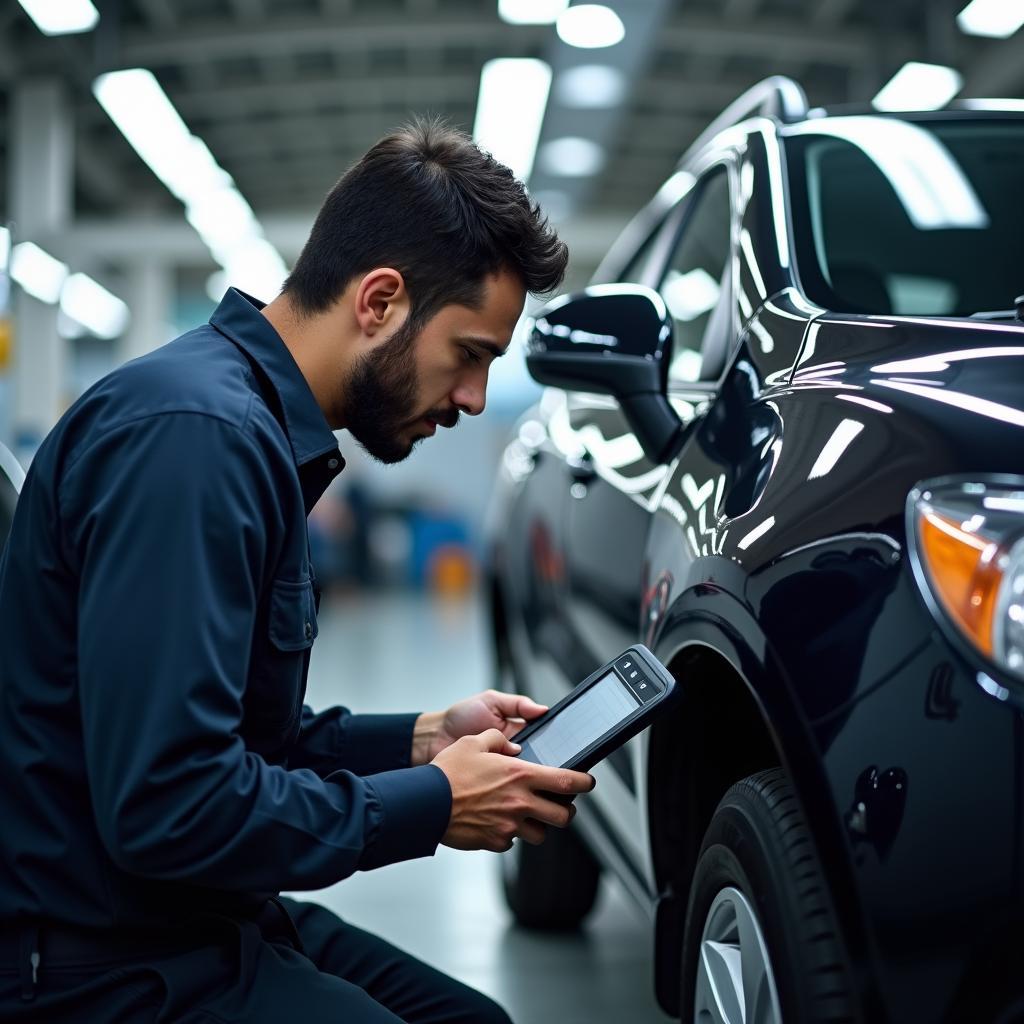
[343,317,459,464]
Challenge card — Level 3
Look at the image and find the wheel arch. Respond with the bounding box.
[646,594,880,1019]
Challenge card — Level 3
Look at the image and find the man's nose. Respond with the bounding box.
[451,377,486,416]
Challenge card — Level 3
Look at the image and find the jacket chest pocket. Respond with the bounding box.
[244,577,318,745]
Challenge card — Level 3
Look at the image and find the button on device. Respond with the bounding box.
[624,670,660,703]
[304,622,313,640]
[615,656,636,676]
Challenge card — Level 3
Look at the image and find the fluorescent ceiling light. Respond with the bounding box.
[220,239,289,300]
[93,71,230,203]
[788,117,988,229]
[94,67,288,300]
[556,4,625,48]
[474,58,552,182]
[0,227,9,272]
[872,62,962,112]
[956,0,1024,37]
[498,0,568,24]
[539,136,605,176]
[18,0,98,35]
[185,186,260,260]
[10,242,68,303]
[556,65,626,108]
[60,273,130,339]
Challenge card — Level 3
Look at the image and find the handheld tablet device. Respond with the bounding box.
[510,645,675,771]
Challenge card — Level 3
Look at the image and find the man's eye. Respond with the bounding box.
[461,346,481,364]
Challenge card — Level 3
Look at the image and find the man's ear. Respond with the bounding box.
[354,268,409,339]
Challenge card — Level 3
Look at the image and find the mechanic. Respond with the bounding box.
[0,119,593,1023]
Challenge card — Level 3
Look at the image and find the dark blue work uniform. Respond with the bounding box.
[0,290,510,1023]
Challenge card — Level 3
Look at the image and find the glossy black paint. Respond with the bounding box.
[488,108,1024,1023]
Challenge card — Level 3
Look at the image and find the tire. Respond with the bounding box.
[501,824,601,930]
[680,769,858,1024]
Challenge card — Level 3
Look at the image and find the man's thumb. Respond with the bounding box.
[478,727,521,755]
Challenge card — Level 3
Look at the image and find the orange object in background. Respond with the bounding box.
[429,544,475,596]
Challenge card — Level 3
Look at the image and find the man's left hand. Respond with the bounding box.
[412,691,548,766]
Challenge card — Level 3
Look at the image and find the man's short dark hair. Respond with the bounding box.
[282,117,568,324]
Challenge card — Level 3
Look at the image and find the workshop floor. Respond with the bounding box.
[295,589,672,1024]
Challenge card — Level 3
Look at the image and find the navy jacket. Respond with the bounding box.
[0,289,452,932]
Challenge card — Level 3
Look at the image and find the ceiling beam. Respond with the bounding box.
[724,0,762,19]
[656,12,913,66]
[171,72,479,118]
[812,0,858,27]
[115,10,909,70]
[134,0,177,30]
[51,211,634,267]
[227,0,266,20]
[116,13,543,66]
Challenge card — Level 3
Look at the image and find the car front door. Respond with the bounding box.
[560,160,738,882]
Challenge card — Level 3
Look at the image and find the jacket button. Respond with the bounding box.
[304,622,313,639]
[327,458,339,470]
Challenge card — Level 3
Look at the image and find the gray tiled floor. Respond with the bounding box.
[294,590,673,1024]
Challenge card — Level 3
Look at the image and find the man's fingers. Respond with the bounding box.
[516,820,547,846]
[521,763,595,796]
[523,795,575,829]
[474,727,521,755]
[487,691,548,722]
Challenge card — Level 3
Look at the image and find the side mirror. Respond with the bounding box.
[526,285,682,463]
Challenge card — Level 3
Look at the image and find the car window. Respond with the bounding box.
[658,167,732,384]
[617,223,665,285]
[785,119,1024,316]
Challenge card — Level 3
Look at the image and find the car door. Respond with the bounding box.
[560,160,738,880]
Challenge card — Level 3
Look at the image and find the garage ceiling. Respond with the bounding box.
[0,0,1019,274]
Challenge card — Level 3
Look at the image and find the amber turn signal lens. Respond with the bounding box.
[918,508,1003,656]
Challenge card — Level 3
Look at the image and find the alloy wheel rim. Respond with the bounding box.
[694,885,782,1024]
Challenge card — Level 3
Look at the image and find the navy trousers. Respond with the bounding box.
[0,897,512,1023]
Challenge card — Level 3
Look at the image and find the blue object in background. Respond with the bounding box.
[407,510,469,588]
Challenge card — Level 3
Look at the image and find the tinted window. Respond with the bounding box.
[618,224,665,285]
[658,168,732,383]
[786,118,1024,316]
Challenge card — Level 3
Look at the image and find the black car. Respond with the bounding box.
[487,77,1024,1024]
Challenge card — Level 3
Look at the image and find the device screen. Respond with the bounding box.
[517,672,641,767]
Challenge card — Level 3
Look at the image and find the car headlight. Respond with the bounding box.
[908,476,1024,685]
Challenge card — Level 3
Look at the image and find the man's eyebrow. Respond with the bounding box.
[458,336,507,358]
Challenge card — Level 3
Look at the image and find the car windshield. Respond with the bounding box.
[784,115,1024,317]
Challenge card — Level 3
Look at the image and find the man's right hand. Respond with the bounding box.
[431,728,595,852]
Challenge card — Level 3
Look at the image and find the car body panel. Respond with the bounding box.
[488,99,1024,1022]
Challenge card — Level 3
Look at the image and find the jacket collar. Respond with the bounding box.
[210,288,344,510]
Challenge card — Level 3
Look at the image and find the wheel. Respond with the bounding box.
[681,768,858,1024]
[501,823,601,930]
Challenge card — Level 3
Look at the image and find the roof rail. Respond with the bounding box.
[677,75,808,168]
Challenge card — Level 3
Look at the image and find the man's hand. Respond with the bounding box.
[432,729,595,852]
[411,690,548,766]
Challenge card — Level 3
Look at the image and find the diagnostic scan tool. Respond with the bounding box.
[511,645,676,771]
